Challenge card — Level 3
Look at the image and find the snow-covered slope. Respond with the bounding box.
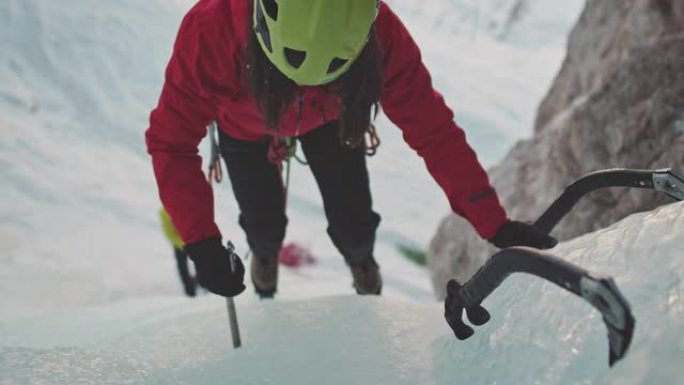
[385,0,585,164]
[0,0,196,318]
[2,202,683,384]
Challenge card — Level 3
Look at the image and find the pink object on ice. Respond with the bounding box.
[279,243,316,268]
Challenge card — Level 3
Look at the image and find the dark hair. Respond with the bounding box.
[245,21,383,148]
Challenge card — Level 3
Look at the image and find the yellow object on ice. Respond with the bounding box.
[159,207,185,249]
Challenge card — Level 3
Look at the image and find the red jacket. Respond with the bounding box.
[146,0,508,245]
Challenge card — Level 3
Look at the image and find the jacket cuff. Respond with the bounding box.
[182,221,222,246]
[457,192,508,240]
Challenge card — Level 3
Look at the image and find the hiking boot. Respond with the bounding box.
[251,254,278,298]
[349,258,382,295]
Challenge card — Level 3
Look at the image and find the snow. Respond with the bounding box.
[6,0,680,383]
[2,202,683,384]
[385,0,585,165]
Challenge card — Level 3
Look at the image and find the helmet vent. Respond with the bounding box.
[284,48,306,69]
[262,0,278,20]
[327,58,348,74]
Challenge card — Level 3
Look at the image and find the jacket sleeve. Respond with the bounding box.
[377,5,508,239]
[145,10,226,245]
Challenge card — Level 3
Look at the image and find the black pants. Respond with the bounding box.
[219,120,380,264]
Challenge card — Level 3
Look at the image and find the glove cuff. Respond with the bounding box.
[185,236,223,262]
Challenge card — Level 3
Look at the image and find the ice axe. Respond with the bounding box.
[445,168,684,366]
[445,247,634,367]
[534,168,683,233]
[204,123,242,349]
[225,241,242,349]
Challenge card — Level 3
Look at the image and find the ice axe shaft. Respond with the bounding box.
[533,168,683,234]
[226,241,242,349]
[226,297,241,348]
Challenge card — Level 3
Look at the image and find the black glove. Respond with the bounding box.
[489,220,558,249]
[445,279,491,340]
[185,237,246,297]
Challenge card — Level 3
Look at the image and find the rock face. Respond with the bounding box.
[535,0,684,132]
[428,0,684,299]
